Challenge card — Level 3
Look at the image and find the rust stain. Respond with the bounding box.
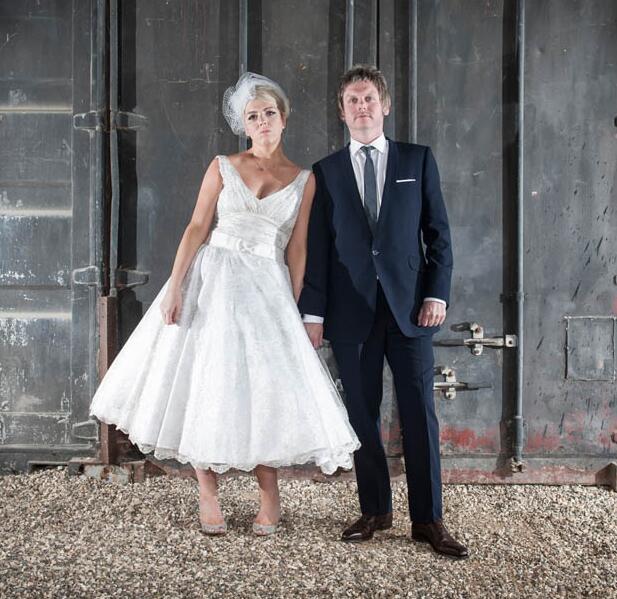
[526,431,562,451]
[440,426,498,451]
[527,410,617,452]
[442,465,601,485]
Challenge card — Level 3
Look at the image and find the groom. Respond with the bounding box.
[299,65,467,558]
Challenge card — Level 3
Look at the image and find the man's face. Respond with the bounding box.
[340,80,390,139]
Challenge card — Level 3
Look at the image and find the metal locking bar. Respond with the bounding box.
[435,322,518,356]
[434,366,492,400]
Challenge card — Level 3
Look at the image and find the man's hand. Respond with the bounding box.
[304,323,324,349]
[417,300,446,327]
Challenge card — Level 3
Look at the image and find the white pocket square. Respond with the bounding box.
[396,178,416,183]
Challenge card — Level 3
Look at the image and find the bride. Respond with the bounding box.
[89,73,359,536]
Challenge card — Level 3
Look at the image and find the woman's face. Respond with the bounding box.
[243,96,285,144]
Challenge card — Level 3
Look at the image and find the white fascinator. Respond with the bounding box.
[222,72,290,136]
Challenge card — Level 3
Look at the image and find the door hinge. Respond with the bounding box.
[73,110,147,131]
[72,265,102,288]
[71,419,99,442]
[115,268,149,290]
[111,110,148,130]
[73,110,108,131]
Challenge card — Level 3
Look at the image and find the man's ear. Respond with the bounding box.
[383,102,391,117]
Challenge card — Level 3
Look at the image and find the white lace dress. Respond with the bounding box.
[89,156,360,474]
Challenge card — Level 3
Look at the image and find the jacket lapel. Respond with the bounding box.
[338,145,373,237]
[375,139,398,239]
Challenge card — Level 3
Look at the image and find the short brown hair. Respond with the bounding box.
[337,64,391,114]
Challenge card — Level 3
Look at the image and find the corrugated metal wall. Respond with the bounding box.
[1,0,615,481]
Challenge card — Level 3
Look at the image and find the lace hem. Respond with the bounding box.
[92,414,360,475]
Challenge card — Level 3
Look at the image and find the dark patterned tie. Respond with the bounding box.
[361,145,378,235]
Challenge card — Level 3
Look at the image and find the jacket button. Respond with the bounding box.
[372,249,380,256]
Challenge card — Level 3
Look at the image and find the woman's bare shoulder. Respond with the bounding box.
[225,151,251,169]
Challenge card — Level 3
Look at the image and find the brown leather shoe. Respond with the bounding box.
[341,512,393,542]
[411,520,469,558]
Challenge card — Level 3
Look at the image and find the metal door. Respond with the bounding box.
[113,0,617,482]
[0,0,104,471]
[2,0,615,481]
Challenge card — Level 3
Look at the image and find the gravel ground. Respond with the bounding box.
[0,469,615,599]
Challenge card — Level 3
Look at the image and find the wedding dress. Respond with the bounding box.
[89,155,360,474]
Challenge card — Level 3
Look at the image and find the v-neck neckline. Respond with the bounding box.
[224,157,304,202]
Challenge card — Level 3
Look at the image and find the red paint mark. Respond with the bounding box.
[526,411,617,453]
[612,296,617,315]
[526,431,562,451]
[440,426,497,451]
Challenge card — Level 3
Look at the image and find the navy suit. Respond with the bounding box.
[299,140,453,523]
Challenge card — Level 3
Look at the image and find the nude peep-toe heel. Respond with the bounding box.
[201,520,228,536]
[252,521,280,536]
[199,498,227,536]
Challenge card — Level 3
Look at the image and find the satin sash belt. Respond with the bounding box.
[207,229,285,264]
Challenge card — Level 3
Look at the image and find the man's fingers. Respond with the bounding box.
[304,324,324,349]
[311,333,322,349]
[418,305,446,327]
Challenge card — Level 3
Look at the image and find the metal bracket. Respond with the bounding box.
[435,322,518,356]
[71,419,100,442]
[72,265,102,288]
[510,456,526,473]
[73,110,108,131]
[596,462,617,492]
[111,110,148,130]
[115,268,149,290]
[433,366,492,400]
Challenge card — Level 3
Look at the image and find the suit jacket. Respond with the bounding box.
[298,139,453,343]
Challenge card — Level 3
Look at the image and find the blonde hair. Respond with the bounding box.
[223,73,290,136]
[249,84,291,120]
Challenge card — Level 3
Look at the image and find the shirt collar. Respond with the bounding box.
[349,133,387,157]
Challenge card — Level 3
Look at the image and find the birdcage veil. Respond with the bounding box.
[222,72,289,136]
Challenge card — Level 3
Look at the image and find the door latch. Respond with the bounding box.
[435,322,517,356]
[434,366,492,400]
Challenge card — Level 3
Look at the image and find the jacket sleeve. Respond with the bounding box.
[297,163,332,318]
[420,147,453,305]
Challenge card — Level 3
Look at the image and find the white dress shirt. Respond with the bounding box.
[303,134,445,325]
[349,134,389,215]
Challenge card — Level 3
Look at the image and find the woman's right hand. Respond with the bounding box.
[160,286,183,325]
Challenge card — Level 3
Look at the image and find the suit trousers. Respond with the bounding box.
[331,284,443,524]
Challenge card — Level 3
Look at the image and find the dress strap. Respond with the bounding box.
[294,169,312,199]
[297,169,311,189]
[215,155,232,182]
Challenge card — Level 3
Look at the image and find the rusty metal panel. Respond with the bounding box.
[415,0,508,458]
[2,0,616,479]
[566,316,616,382]
[523,0,617,460]
[0,0,102,472]
[109,0,617,479]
